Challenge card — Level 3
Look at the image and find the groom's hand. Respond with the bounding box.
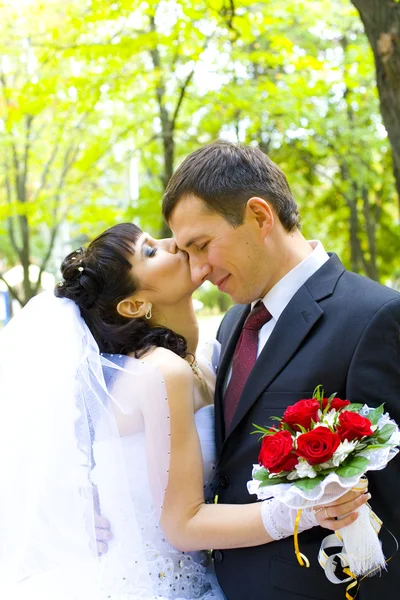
[313,488,371,531]
[95,513,113,555]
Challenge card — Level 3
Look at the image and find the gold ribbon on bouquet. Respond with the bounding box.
[294,509,310,568]
[294,501,394,600]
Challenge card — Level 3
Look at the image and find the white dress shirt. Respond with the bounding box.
[255,240,329,356]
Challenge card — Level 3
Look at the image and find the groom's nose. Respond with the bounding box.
[189,254,211,286]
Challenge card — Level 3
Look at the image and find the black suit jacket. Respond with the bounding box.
[213,254,400,600]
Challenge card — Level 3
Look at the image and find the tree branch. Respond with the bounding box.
[171,68,196,130]
[33,141,61,202]
[3,157,23,261]
[22,114,34,192]
[0,274,22,305]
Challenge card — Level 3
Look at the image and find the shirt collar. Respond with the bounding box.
[252,240,329,322]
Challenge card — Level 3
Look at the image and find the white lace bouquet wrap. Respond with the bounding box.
[247,390,400,583]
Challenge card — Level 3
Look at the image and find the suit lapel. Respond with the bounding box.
[224,254,345,443]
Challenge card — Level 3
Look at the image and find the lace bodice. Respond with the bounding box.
[108,404,219,599]
[90,351,224,600]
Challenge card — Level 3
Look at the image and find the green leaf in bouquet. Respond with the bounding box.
[322,393,337,415]
[345,403,364,413]
[252,468,269,482]
[293,475,324,491]
[259,477,288,487]
[354,442,368,450]
[251,424,277,436]
[336,456,369,478]
[251,424,269,434]
[313,385,324,401]
[296,424,308,434]
[365,404,385,426]
[363,444,391,451]
[280,422,295,434]
[374,423,396,444]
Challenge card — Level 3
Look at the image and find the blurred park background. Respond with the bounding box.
[0,0,399,335]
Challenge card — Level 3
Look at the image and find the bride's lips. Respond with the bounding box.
[217,275,230,292]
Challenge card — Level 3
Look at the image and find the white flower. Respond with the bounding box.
[295,459,317,479]
[312,422,330,430]
[321,409,337,428]
[332,439,358,467]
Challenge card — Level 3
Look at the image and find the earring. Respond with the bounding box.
[145,304,152,320]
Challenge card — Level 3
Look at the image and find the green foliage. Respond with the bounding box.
[194,283,233,312]
[335,455,369,478]
[1,0,399,307]
[374,424,396,444]
[293,475,324,490]
[366,404,385,426]
[346,403,364,413]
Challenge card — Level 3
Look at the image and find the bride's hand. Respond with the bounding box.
[313,488,371,531]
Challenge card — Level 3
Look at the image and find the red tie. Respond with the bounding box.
[224,301,272,429]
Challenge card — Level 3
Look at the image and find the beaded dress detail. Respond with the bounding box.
[90,352,224,600]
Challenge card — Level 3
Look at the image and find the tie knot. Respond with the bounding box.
[244,301,271,331]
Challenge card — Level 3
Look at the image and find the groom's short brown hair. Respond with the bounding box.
[162,140,300,231]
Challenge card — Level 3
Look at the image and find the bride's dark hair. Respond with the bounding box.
[55,223,187,358]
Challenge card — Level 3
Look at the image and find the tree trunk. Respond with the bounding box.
[351,0,400,218]
[361,187,380,281]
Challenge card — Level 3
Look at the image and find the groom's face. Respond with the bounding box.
[169,195,269,304]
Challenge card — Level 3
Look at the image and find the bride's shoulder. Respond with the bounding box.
[141,347,192,382]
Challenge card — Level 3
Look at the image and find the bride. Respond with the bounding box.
[0,223,369,600]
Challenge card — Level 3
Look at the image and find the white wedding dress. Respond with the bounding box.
[0,293,225,600]
[93,404,222,600]
[7,408,223,600]
[89,348,225,600]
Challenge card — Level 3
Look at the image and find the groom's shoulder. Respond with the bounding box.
[339,267,399,304]
[318,253,399,304]
[332,267,400,326]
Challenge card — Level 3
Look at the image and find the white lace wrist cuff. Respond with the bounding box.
[261,498,318,541]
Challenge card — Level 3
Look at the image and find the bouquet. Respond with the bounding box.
[247,387,400,588]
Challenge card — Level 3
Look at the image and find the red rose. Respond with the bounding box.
[283,399,320,432]
[337,411,374,442]
[296,426,341,465]
[259,430,298,474]
[321,397,351,412]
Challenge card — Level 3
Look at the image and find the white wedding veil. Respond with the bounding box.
[0,292,171,599]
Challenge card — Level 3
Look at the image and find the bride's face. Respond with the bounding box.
[130,233,198,308]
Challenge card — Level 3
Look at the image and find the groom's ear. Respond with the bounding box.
[245,197,274,236]
[116,298,147,320]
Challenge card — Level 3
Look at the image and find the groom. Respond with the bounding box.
[163,140,400,600]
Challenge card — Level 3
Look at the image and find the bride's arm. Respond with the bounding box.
[155,352,369,552]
